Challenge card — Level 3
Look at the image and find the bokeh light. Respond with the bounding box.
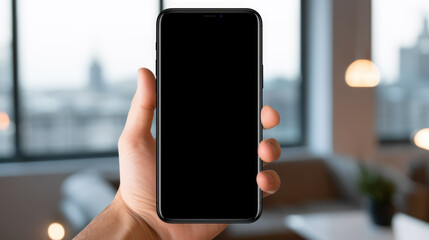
[47,223,65,240]
[345,59,380,87]
[414,128,429,151]
[0,112,10,131]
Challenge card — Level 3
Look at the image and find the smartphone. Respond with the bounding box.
[156,8,263,223]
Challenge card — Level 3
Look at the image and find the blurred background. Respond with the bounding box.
[1,0,429,239]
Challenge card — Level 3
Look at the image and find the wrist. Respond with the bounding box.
[74,191,160,240]
[112,191,161,239]
[117,189,172,240]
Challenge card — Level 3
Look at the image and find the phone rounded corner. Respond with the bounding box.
[248,209,263,223]
[246,200,263,223]
[244,8,263,26]
[156,8,173,27]
[156,206,170,223]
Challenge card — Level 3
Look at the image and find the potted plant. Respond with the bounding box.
[357,164,396,226]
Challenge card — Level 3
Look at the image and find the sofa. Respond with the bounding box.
[60,155,429,239]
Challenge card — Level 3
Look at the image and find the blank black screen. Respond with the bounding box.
[157,9,261,222]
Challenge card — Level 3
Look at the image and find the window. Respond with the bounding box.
[164,0,303,146]
[18,0,157,155]
[0,0,14,157]
[373,0,429,141]
[3,0,302,161]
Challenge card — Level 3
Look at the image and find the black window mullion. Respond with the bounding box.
[300,0,307,147]
[11,0,22,161]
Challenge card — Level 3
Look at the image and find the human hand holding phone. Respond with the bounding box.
[74,68,281,240]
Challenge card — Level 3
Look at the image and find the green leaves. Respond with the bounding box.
[357,164,395,204]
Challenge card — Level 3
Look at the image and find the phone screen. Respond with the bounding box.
[157,9,262,222]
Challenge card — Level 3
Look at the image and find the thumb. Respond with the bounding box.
[121,68,156,142]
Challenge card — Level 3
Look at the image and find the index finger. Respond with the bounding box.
[261,105,280,129]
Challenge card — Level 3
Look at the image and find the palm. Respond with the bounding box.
[119,136,227,240]
[118,68,281,240]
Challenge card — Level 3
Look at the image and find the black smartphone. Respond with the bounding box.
[156,8,263,223]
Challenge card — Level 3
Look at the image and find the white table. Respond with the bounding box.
[284,210,394,240]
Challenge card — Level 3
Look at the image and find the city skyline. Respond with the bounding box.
[377,16,429,140]
[373,0,429,83]
[0,48,301,155]
[17,0,300,91]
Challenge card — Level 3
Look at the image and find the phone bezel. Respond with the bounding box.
[156,8,263,223]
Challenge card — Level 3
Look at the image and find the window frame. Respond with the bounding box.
[2,0,306,162]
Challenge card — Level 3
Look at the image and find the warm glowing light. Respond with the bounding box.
[414,128,429,151]
[0,112,10,131]
[345,59,380,87]
[48,223,65,240]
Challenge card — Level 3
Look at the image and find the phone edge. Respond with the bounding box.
[156,8,263,224]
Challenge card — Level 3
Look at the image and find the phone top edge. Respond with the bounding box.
[157,8,262,31]
[157,8,262,20]
[160,8,259,12]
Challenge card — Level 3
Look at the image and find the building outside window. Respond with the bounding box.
[2,0,302,161]
[373,0,429,141]
[18,0,157,155]
[0,0,14,157]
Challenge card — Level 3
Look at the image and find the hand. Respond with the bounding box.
[118,68,282,239]
[75,68,282,240]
